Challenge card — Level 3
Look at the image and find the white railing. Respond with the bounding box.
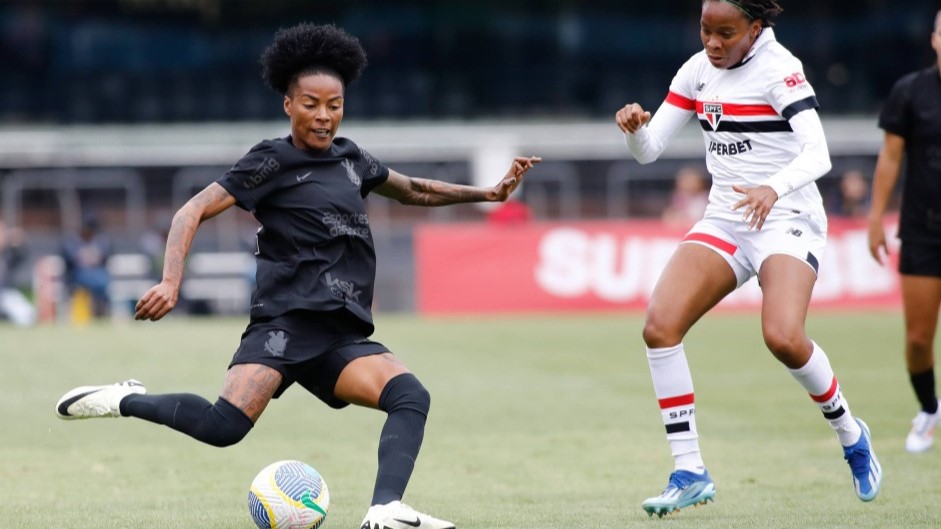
[0,116,882,168]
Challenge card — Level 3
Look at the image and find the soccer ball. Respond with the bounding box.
[248,460,330,529]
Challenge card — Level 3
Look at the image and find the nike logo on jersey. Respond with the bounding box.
[296,171,312,182]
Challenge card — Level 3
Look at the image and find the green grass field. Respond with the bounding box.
[2,311,938,529]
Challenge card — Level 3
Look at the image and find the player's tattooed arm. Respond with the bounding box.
[162,183,236,288]
[135,183,236,321]
[376,172,484,206]
[374,156,541,206]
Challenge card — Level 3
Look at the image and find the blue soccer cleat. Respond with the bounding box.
[642,469,715,518]
[843,418,882,502]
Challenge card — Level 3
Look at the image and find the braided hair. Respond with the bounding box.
[710,0,783,27]
[260,23,368,96]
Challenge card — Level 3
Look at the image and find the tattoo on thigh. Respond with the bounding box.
[223,365,281,421]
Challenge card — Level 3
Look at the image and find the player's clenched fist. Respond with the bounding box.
[615,103,652,134]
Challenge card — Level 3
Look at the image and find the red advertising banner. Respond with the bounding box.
[415,218,901,314]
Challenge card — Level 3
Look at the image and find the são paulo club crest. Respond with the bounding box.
[703,103,723,130]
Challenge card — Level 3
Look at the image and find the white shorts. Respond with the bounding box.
[681,215,826,288]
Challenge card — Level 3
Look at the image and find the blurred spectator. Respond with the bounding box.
[60,213,112,318]
[828,169,870,218]
[661,165,709,227]
[0,221,36,326]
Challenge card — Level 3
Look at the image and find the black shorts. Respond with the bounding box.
[899,241,941,278]
[229,309,389,409]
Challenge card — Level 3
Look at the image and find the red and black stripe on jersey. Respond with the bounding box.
[666,92,819,133]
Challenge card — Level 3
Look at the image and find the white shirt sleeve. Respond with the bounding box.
[624,101,694,164]
[765,109,832,198]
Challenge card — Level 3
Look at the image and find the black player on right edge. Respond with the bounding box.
[868,9,941,454]
[54,23,540,529]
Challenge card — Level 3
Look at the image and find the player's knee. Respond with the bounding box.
[205,426,250,447]
[206,432,246,448]
[762,327,807,364]
[762,328,795,352]
[202,398,254,448]
[379,373,431,418]
[906,330,935,354]
[642,315,683,348]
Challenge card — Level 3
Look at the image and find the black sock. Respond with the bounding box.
[910,369,938,414]
[120,393,254,447]
[371,373,430,506]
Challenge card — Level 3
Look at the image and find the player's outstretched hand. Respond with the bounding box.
[616,103,652,134]
[135,281,179,321]
[732,184,779,231]
[491,156,541,202]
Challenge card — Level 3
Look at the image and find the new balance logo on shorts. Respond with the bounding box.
[786,227,803,237]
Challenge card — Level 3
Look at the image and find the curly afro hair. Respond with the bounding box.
[260,23,368,95]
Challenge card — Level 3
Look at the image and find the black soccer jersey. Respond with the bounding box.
[218,136,390,330]
[878,66,941,243]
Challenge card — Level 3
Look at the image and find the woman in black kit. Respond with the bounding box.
[868,9,941,455]
[55,23,540,529]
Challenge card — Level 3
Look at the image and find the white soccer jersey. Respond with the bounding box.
[626,29,830,230]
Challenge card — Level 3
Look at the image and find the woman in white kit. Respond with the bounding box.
[614,0,882,517]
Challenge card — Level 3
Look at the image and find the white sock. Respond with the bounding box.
[788,342,862,446]
[647,344,703,472]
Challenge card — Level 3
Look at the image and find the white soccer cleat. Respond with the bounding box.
[360,501,455,529]
[55,379,146,420]
[905,407,939,453]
